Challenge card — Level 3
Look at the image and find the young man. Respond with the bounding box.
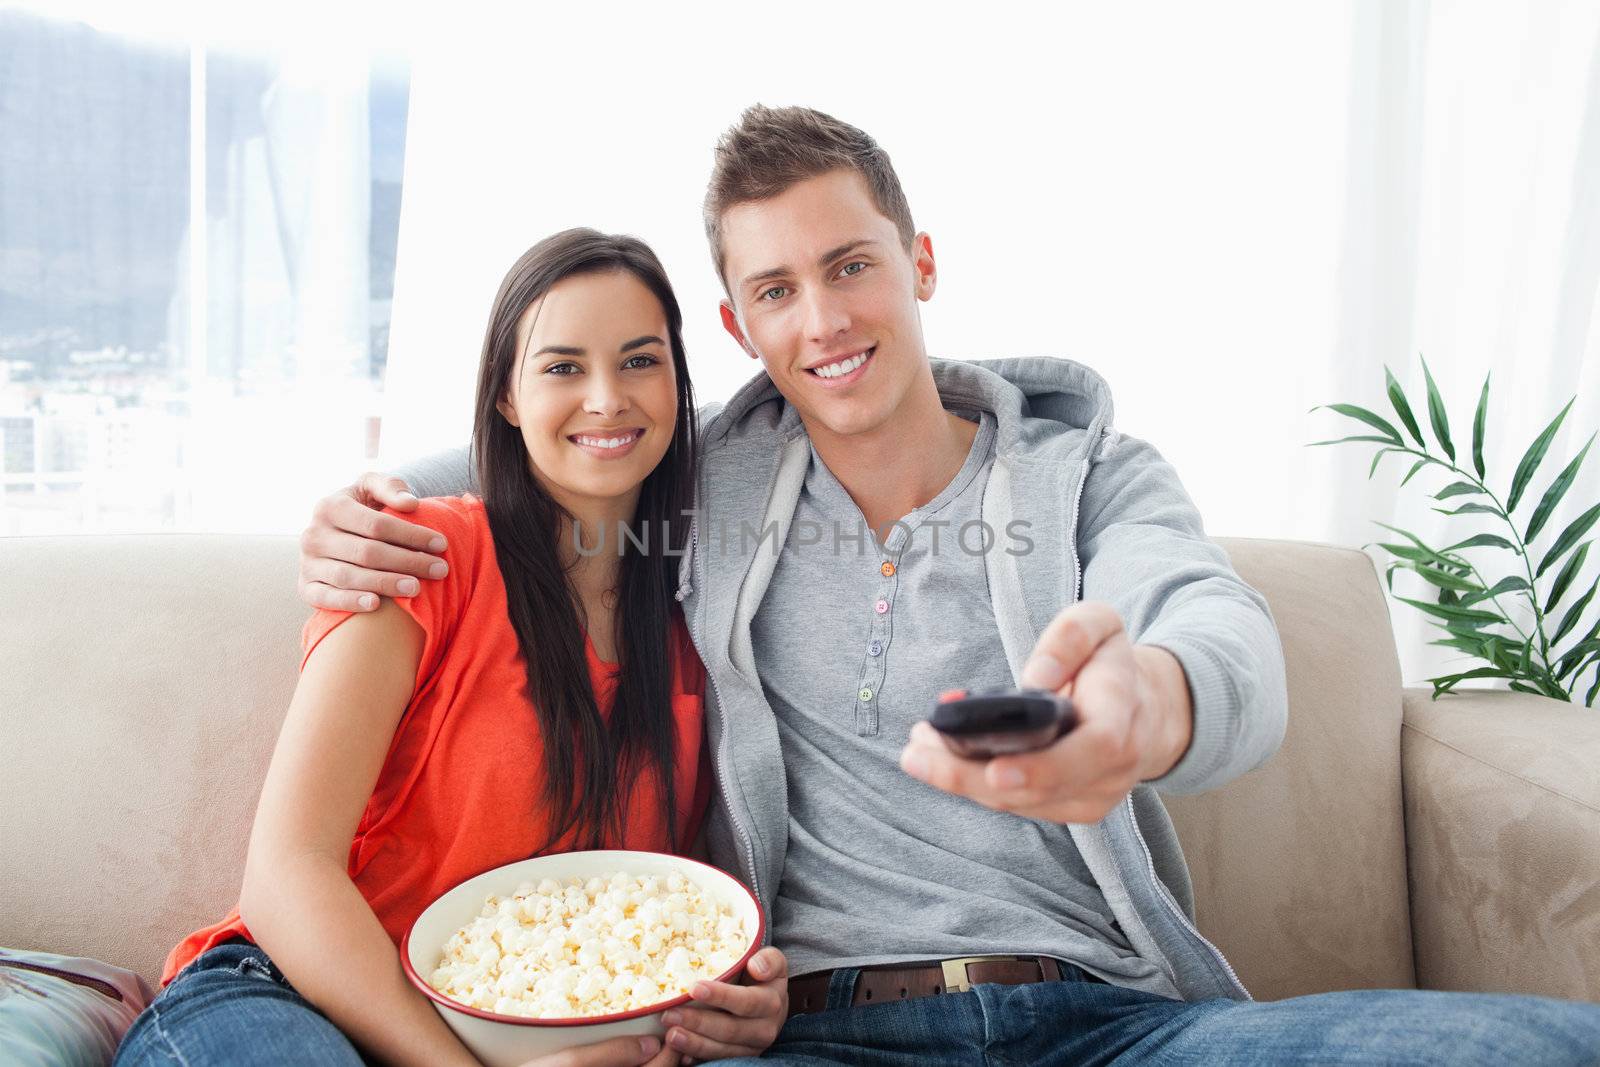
[297,106,1600,1064]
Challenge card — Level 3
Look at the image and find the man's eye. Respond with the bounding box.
[840,261,866,277]
[624,354,662,369]
[760,286,789,302]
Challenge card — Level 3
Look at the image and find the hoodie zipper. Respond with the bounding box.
[1123,796,1250,998]
[676,513,763,910]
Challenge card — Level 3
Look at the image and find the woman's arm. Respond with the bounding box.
[238,599,484,1067]
[238,602,673,1067]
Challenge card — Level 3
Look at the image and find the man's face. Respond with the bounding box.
[718,169,936,441]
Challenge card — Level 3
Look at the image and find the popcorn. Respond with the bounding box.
[428,870,750,1019]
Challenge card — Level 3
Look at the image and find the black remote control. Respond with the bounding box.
[927,686,1077,759]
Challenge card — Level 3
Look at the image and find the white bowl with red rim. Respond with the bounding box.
[402,850,764,1067]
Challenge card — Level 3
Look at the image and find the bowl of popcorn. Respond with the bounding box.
[401,850,764,1067]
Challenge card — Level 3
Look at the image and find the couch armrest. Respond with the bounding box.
[1402,687,1600,1002]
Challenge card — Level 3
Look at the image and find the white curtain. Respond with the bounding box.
[1321,0,1600,689]
[169,44,376,531]
[382,1,1600,691]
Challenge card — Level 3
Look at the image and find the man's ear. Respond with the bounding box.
[912,232,937,302]
[720,300,760,360]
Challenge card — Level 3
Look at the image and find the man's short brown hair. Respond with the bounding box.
[703,104,917,291]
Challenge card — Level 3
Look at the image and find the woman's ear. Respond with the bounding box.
[495,392,521,428]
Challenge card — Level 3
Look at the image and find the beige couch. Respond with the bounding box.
[3,535,1597,1002]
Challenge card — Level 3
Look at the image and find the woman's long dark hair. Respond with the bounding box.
[472,228,698,853]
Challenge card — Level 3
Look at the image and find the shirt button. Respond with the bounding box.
[875,598,889,614]
[868,640,883,657]
[859,687,874,702]
[880,561,896,577]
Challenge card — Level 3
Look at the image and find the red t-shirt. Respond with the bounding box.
[162,494,710,986]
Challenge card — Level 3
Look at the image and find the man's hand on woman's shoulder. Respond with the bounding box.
[298,471,454,613]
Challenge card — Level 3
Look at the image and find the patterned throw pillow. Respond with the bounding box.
[0,949,153,1067]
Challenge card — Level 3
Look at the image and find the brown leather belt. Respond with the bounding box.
[787,955,1067,1019]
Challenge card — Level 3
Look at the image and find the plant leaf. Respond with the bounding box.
[1375,542,1437,564]
[1432,502,1505,518]
[1536,502,1600,580]
[1308,434,1403,447]
[1525,433,1595,544]
[1587,659,1600,707]
[1369,448,1401,480]
[1384,366,1427,448]
[1371,523,1455,567]
[1399,458,1428,487]
[1509,680,1544,696]
[1313,404,1404,446]
[1472,371,1490,480]
[1461,575,1531,607]
[1432,666,1516,692]
[1442,533,1521,555]
[1434,480,1483,500]
[1480,635,1522,670]
[1551,577,1599,647]
[1535,675,1572,701]
[1543,541,1591,614]
[1508,397,1575,514]
[1395,595,1503,625]
[1421,356,1454,462]
[1411,566,1484,594]
[1429,636,1488,655]
[1557,634,1600,681]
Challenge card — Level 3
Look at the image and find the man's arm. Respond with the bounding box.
[296,394,727,614]
[393,444,476,500]
[900,430,1288,822]
[1073,429,1288,796]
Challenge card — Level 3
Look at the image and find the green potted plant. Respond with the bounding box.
[1314,358,1599,705]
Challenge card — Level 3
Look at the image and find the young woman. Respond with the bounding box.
[114,230,788,1067]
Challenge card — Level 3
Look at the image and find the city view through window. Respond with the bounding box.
[1,10,408,535]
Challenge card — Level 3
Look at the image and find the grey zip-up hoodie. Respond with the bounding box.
[672,356,1287,1003]
[397,354,1288,1002]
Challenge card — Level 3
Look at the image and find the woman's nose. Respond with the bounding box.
[583,372,629,418]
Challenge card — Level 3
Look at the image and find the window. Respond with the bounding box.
[0,9,408,534]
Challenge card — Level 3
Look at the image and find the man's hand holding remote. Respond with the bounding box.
[898,601,1195,824]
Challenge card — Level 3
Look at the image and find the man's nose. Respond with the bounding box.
[800,286,851,343]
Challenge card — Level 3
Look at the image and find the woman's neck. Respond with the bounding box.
[554,491,638,642]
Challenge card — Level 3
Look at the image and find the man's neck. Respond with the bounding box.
[806,372,981,540]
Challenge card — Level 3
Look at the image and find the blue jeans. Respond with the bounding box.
[113,940,370,1066]
[721,964,1600,1065]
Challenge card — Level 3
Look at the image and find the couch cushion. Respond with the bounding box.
[1403,688,1600,1001]
[0,948,153,1066]
[1162,539,1415,999]
[0,535,305,985]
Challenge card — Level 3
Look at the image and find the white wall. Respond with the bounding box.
[381,2,1350,543]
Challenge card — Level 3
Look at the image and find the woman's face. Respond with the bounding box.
[496,270,678,516]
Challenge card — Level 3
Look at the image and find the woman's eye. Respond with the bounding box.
[760,286,789,302]
[624,354,661,369]
[545,362,579,375]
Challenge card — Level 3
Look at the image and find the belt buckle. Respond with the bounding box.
[939,954,1021,994]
